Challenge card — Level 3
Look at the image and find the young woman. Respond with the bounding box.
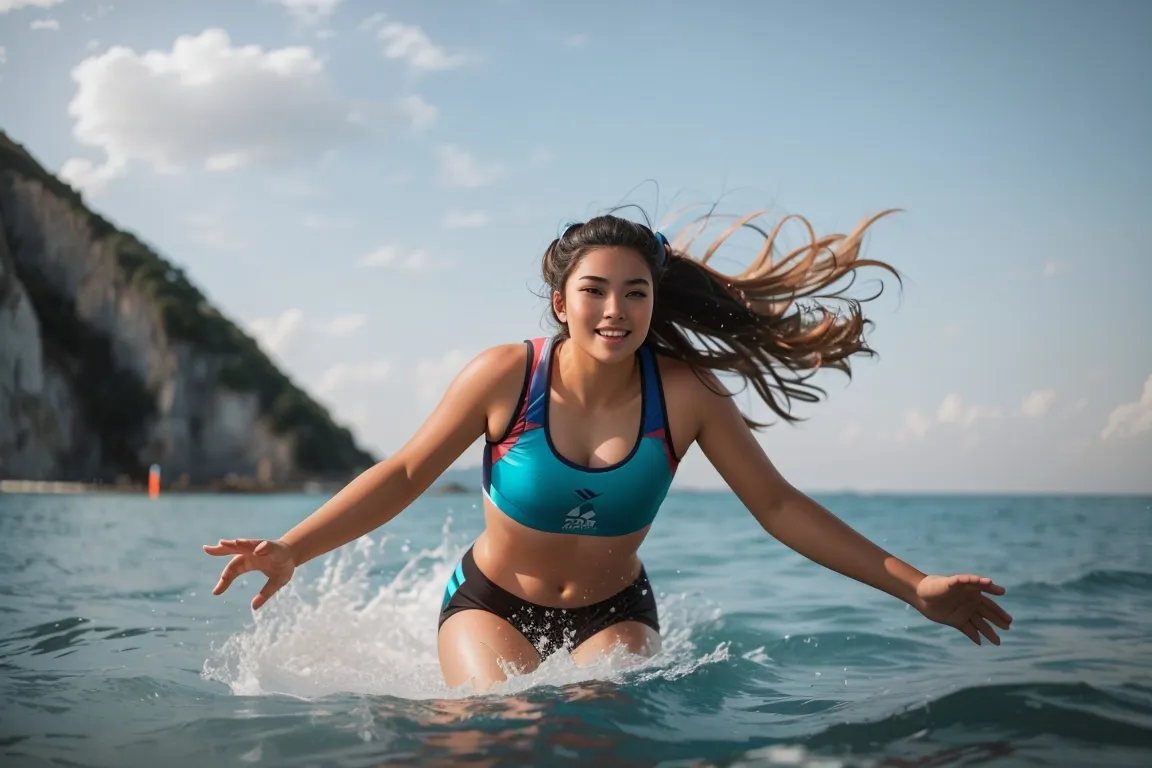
[204,211,1013,692]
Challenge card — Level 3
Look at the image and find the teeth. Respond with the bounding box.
[597,330,628,337]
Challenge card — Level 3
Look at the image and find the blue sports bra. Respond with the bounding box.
[481,335,680,537]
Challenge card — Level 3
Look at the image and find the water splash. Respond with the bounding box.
[201,517,728,699]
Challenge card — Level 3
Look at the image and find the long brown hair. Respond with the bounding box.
[541,208,901,428]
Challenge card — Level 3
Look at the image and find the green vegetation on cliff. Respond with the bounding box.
[0,129,377,479]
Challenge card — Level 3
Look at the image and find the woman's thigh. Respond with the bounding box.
[437,609,543,691]
[569,620,661,666]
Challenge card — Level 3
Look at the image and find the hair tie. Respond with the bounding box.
[557,220,580,240]
[654,232,670,266]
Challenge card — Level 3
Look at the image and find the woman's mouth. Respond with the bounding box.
[596,329,630,343]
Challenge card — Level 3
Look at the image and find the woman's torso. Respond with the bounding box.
[470,336,703,608]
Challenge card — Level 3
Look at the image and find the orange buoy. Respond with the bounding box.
[148,464,161,498]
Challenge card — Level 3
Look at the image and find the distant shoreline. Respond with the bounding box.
[0,479,475,496]
[0,479,1145,498]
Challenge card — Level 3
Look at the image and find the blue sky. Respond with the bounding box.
[1,0,1149,493]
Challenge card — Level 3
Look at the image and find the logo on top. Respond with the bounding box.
[562,488,600,531]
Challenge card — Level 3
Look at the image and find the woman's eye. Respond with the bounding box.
[580,288,647,298]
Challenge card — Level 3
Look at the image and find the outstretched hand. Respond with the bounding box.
[915,574,1013,645]
[202,538,297,611]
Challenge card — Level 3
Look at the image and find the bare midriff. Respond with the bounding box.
[471,498,651,607]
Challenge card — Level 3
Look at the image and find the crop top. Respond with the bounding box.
[481,336,679,537]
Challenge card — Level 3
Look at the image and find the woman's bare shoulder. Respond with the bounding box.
[457,341,532,389]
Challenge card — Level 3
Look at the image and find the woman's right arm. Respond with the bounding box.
[277,343,526,567]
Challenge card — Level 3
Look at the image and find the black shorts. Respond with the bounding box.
[437,546,660,657]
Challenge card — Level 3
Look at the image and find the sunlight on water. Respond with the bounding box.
[201,516,730,700]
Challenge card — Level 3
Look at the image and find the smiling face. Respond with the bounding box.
[552,245,655,363]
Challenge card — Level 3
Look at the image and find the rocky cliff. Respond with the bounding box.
[0,129,376,488]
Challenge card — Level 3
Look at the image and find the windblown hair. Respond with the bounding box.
[541,208,902,428]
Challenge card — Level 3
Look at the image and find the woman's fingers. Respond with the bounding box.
[203,538,266,556]
[972,614,1001,645]
[252,575,289,611]
[213,553,255,595]
[981,597,1014,629]
[951,574,1007,596]
[205,537,293,609]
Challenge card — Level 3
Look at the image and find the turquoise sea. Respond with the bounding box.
[0,490,1150,767]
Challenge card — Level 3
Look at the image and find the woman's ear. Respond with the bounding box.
[551,289,567,324]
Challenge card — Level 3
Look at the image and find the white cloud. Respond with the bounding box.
[563,34,587,48]
[357,12,385,32]
[396,94,436,130]
[1100,374,1152,441]
[80,3,112,22]
[438,144,502,188]
[30,17,58,29]
[893,393,1001,441]
[1043,261,1069,277]
[1020,388,1057,418]
[378,22,465,72]
[840,421,861,446]
[0,0,63,13]
[59,156,127,195]
[441,210,489,229]
[415,349,470,406]
[937,393,1000,427]
[316,361,391,396]
[247,308,305,357]
[244,309,369,364]
[359,245,430,271]
[894,408,932,441]
[319,313,366,337]
[58,29,398,195]
[272,0,340,26]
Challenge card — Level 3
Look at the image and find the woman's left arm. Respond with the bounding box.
[691,375,1012,644]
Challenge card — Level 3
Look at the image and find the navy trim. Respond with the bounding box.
[483,340,536,494]
[646,346,681,463]
[486,339,535,446]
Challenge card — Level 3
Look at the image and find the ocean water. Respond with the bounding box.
[0,490,1150,767]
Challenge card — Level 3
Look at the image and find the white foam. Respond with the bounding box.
[201,515,727,699]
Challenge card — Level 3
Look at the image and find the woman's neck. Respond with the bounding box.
[554,337,638,409]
